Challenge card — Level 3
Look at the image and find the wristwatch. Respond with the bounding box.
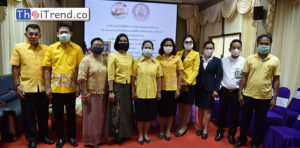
[15,83,20,88]
[108,90,114,93]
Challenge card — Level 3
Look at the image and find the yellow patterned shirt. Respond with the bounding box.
[9,42,47,93]
[156,55,183,91]
[42,41,84,93]
[107,51,134,84]
[132,56,163,99]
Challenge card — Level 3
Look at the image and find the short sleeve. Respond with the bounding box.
[76,47,84,67]
[273,59,281,76]
[42,46,53,67]
[242,58,250,73]
[132,59,138,77]
[9,45,20,66]
[157,62,163,77]
[107,54,116,81]
[176,58,184,70]
[77,57,89,82]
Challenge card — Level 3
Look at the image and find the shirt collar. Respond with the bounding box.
[163,54,175,60]
[141,56,155,63]
[57,41,74,49]
[202,55,214,62]
[26,41,42,50]
[255,53,271,61]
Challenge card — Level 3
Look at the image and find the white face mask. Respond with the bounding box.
[163,46,173,54]
[184,43,193,50]
[204,49,214,57]
[231,48,241,57]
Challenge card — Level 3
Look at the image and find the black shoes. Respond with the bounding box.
[215,132,223,141]
[196,129,203,136]
[144,138,151,144]
[251,144,259,148]
[233,139,246,147]
[68,137,78,147]
[40,136,54,145]
[28,141,36,148]
[228,135,235,144]
[175,129,187,137]
[202,133,208,139]
[165,136,171,141]
[137,139,144,145]
[56,138,64,148]
[158,134,164,139]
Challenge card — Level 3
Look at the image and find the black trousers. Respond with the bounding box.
[21,91,49,142]
[217,87,240,136]
[239,95,270,145]
[52,93,76,139]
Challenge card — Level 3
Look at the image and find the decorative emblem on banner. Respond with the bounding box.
[111,2,128,19]
[132,3,150,21]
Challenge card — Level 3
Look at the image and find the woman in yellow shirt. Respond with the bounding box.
[175,35,200,137]
[132,40,163,145]
[105,33,134,144]
[156,38,183,141]
[78,37,107,146]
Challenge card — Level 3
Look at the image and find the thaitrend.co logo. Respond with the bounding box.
[16,8,89,21]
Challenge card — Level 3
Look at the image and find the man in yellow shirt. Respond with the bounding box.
[10,24,54,148]
[234,34,280,148]
[42,23,84,148]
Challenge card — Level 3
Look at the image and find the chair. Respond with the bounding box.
[284,88,300,127]
[263,115,300,148]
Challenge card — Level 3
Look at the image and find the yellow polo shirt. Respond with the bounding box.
[176,50,200,85]
[108,51,134,84]
[9,42,47,93]
[243,53,280,99]
[132,56,163,99]
[42,41,84,93]
[156,54,183,91]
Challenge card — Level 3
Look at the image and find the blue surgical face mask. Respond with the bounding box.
[258,45,270,54]
[143,49,153,56]
[59,33,71,43]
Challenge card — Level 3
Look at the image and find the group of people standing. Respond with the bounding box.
[10,22,280,148]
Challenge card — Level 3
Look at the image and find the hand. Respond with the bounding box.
[212,91,219,98]
[108,92,115,102]
[157,91,161,101]
[183,82,189,86]
[175,89,180,99]
[270,98,276,110]
[181,85,188,92]
[238,94,244,106]
[132,91,137,100]
[16,87,25,100]
[46,88,52,99]
[82,95,90,104]
[76,85,81,97]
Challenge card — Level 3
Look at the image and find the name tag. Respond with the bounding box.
[235,68,242,78]
[276,96,289,108]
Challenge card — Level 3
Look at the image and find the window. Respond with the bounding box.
[210,33,241,58]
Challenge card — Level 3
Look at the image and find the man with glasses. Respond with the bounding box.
[10,24,54,148]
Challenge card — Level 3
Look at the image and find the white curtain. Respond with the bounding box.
[271,0,300,100]
[0,0,57,75]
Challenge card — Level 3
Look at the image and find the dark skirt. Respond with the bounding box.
[105,83,134,138]
[177,85,196,105]
[135,99,158,121]
[158,90,177,117]
[195,87,214,109]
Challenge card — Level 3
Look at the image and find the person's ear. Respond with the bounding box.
[38,33,42,39]
[70,32,73,38]
[24,33,27,37]
[229,48,232,52]
[56,32,60,38]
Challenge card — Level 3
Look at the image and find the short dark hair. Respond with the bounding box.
[90,37,103,47]
[203,40,215,49]
[158,38,176,55]
[230,39,242,48]
[25,24,40,32]
[182,34,197,51]
[257,34,272,44]
[142,40,154,48]
[56,22,72,32]
[114,33,129,51]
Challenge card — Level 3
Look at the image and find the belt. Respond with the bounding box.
[222,86,238,93]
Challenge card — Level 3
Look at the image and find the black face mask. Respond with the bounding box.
[91,47,104,54]
[117,43,129,51]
